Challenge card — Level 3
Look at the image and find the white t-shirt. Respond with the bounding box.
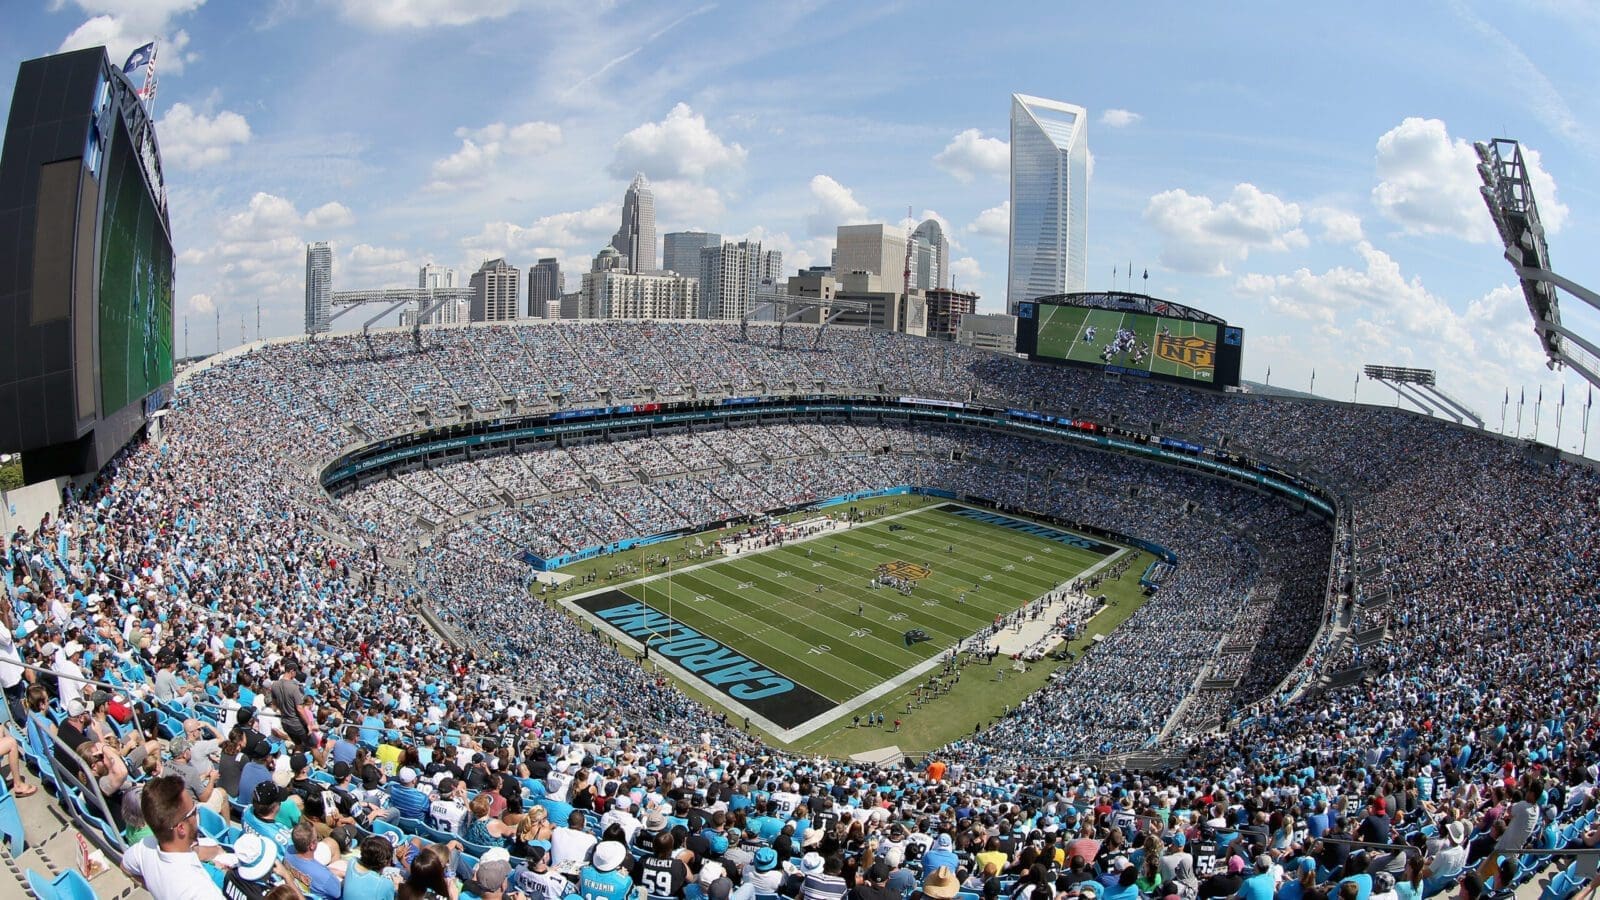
[121,837,226,900]
[550,825,598,866]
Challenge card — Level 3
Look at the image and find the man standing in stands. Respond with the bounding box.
[268,659,318,757]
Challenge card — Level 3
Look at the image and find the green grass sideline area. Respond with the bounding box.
[541,495,1157,754]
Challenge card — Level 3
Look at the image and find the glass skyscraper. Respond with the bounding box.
[304,242,332,334]
[1007,94,1087,312]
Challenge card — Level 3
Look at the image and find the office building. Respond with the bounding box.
[611,173,657,273]
[1008,93,1087,312]
[700,240,782,321]
[304,242,333,334]
[958,312,1018,353]
[834,224,905,280]
[663,231,720,278]
[911,219,950,291]
[469,258,521,321]
[418,262,456,291]
[528,257,563,317]
[581,269,699,319]
[924,288,978,340]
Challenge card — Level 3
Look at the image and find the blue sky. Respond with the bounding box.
[4,1,1600,451]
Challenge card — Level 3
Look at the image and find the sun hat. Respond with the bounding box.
[233,832,279,882]
[923,866,961,900]
[592,841,627,872]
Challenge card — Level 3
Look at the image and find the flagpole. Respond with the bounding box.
[1534,387,1543,442]
[1517,389,1525,438]
[1557,384,1566,449]
[1500,390,1508,435]
[1584,386,1592,457]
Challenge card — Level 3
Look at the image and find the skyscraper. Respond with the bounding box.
[469,258,521,321]
[663,231,720,278]
[911,219,951,291]
[528,258,563,317]
[699,240,782,321]
[418,262,456,291]
[304,242,332,334]
[1008,94,1087,312]
[611,173,657,273]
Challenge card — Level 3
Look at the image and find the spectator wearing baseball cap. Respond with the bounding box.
[849,860,899,900]
[516,845,570,900]
[166,737,229,820]
[244,781,294,856]
[234,734,276,808]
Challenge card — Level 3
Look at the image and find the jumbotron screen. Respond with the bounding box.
[97,119,174,414]
[1016,301,1243,390]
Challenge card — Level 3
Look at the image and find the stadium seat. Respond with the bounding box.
[25,868,99,900]
[0,789,26,856]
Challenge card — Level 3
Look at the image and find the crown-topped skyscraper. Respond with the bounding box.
[611,173,657,274]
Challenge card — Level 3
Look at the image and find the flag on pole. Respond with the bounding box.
[123,42,155,74]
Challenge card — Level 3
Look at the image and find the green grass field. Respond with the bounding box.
[559,500,1143,749]
[1036,305,1218,382]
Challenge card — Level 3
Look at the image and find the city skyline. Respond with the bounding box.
[3,2,1598,447]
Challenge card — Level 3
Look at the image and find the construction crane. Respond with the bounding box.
[902,205,915,302]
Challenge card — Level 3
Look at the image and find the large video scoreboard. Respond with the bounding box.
[1015,293,1243,390]
[0,47,173,478]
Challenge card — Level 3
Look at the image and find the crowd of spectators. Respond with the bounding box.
[1,321,1596,900]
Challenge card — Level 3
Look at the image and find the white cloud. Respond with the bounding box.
[950,256,984,287]
[1145,183,1306,276]
[330,0,528,28]
[1099,108,1141,128]
[651,180,726,229]
[185,293,214,315]
[805,175,869,238]
[343,243,414,287]
[1233,241,1521,403]
[933,129,1008,183]
[1308,207,1364,245]
[1371,117,1567,243]
[966,201,1008,239]
[156,103,251,169]
[425,120,562,191]
[608,103,747,182]
[461,204,617,266]
[56,1,203,73]
[304,201,355,228]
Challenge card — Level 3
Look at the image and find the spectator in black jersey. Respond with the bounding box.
[636,829,691,898]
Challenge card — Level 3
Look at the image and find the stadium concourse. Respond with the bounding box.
[0,320,1596,900]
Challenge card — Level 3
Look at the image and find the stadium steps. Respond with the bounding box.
[3,780,142,899]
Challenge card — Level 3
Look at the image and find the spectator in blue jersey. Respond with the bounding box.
[921,834,959,883]
[579,841,635,900]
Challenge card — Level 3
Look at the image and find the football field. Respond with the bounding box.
[561,502,1129,741]
[1035,305,1217,382]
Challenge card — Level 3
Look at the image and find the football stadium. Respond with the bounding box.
[0,30,1598,900]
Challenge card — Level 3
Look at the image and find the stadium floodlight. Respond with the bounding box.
[1362,365,1484,427]
[1477,138,1600,393]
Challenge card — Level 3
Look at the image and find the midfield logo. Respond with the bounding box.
[878,560,931,581]
[1154,333,1215,370]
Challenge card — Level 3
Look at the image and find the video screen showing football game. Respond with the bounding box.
[97,121,174,414]
[1033,304,1219,385]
